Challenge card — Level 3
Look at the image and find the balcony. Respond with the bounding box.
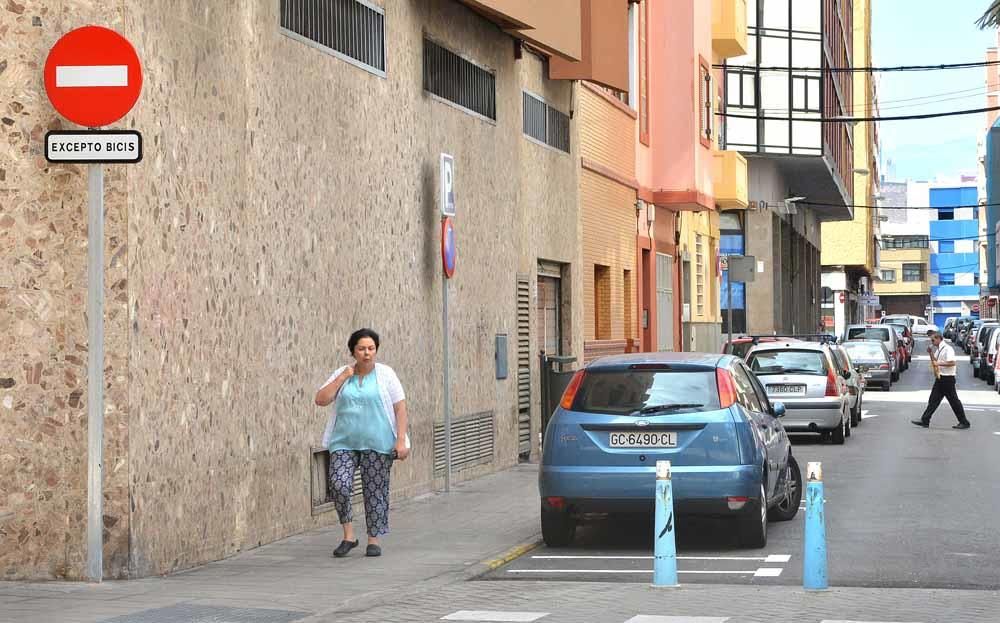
[549,0,630,92]
[712,150,748,210]
[455,0,582,61]
[712,0,748,59]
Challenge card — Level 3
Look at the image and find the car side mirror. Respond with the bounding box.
[772,402,786,417]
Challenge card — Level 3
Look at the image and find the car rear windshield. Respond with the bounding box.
[847,327,890,341]
[726,341,756,359]
[746,350,829,376]
[842,342,885,360]
[571,369,721,415]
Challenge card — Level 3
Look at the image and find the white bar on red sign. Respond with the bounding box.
[55,65,128,88]
[45,132,141,163]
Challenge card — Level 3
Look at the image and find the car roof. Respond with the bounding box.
[587,351,728,370]
[746,341,828,354]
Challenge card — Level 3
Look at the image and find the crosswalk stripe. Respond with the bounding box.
[820,620,923,623]
[752,567,783,577]
[624,617,729,623]
[441,612,549,622]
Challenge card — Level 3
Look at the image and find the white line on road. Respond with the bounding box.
[752,567,783,577]
[861,410,879,419]
[55,65,128,88]
[442,612,550,622]
[506,569,759,575]
[820,621,923,623]
[625,617,730,623]
[993,432,1000,435]
[529,554,791,563]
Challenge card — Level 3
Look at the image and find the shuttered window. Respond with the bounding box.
[522,92,571,153]
[516,276,532,458]
[279,0,386,76]
[424,38,497,121]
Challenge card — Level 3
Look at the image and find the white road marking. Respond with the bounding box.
[625,617,730,623]
[993,432,1000,435]
[442,612,549,622]
[529,554,792,562]
[861,409,880,419]
[55,65,128,88]
[752,567,783,577]
[820,621,923,623]
[506,569,759,575]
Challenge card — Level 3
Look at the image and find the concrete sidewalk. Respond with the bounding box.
[0,465,542,623]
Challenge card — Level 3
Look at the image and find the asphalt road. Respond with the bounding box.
[486,338,1000,590]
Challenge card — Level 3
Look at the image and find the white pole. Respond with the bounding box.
[86,163,104,582]
[442,246,452,493]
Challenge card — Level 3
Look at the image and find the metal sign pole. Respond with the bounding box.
[727,277,733,349]
[442,249,452,493]
[86,163,105,583]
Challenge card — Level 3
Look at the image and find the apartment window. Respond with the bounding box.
[595,265,611,340]
[623,270,633,340]
[938,240,955,253]
[695,235,706,316]
[638,0,649,145]
[279,0,386,76]
[880,269,896,283]
[522,92,570,153]
[903,265,925,282]
[423,38,496,121]
[939,273,955,285]
[938,208,955,221]
[699,61,713,146]
[791,75,821,112]
[726,69,756,108]
[882,235,929,249]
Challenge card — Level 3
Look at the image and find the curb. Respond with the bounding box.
[464,537,543,580]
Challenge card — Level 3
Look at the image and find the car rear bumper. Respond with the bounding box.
[539,464,759,513]
[778,401,844,430]
[862,370,891,385]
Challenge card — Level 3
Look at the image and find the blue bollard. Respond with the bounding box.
[652,460,679,587]
[803,461,828,590]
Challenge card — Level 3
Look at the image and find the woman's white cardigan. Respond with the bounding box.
[320,363,410,450]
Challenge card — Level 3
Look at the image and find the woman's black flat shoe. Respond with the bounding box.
[365,544,382,557]
[333,540,359,558]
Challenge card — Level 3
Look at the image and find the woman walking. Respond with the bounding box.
[315,328,409,557]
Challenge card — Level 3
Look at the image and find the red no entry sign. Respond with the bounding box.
[44,25,142,128]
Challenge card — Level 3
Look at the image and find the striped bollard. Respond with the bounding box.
[652,460,679,587]
[803,461,828,590]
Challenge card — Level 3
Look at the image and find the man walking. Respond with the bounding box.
[912,331,971,429]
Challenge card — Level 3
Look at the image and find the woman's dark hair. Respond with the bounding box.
[348,328,380,353]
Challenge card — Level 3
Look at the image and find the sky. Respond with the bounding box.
[872,0,996,182]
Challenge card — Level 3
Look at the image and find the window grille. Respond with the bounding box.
[695,235,705,316]
[280,0,386,75]
[903,264,926,282]
[522,92,570,153]
[424,38,496,121]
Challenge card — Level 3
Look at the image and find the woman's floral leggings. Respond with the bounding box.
[328,450,393,537]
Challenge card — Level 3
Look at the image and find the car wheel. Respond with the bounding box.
[831,417,846,445]
[844,411,852,437]
[768,455,802,522]
[541,504,575,547]
[739,481,768,548]
[851,401,861,427]
[891,370,900,382]
[973,366,980,379]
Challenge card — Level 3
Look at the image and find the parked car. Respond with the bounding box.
[971,323,999,378]
[745,342,851,444]
[722,336,801,359]
[960,319,982,353]
[883,321,914,358]
[841,340,893,391]
[828,343,864,427]
[943,317,959,341]
[845,324,901,382]
[909,316,938,337]
[539,352,802,549]
[984,328,1000,386]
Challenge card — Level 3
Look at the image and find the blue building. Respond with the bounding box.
[929,185,979,325]
[985,121,1000,291]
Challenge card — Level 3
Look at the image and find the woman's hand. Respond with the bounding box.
[393,440,410,461]
[341,366,355,380]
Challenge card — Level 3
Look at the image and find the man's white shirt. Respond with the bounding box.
[934,342,957,377]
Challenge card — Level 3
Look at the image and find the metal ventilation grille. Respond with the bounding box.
[424,38,496,121]
[434,411,495,475]
[522,91,570,153]
[516,276,532,458]
[280,0,386,75]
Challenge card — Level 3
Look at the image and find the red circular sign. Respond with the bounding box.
[441,217,456,279]
[44,26,143,128]
[973,303,980,312]
[838,292,846,304]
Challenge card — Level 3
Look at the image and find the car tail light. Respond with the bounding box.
[879,363,890,370]
[717,368,738,408]
[559,370,586,410]
[727,496,749,510]
[825,368,839,396]
[990,354,995,365]
[545,496,566,510]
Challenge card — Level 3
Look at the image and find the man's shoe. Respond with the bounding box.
[911,420,929,428]
[333,539,359,558]
[952,422,971,430]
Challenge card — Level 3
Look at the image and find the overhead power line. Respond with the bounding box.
[805,201,995,210]
[715,59,1000,73]
[717,104,1000,123]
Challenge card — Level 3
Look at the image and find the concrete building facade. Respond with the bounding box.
[874,181,932,318]
[1,0,598,580]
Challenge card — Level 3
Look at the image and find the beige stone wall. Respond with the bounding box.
[1,0,580,579]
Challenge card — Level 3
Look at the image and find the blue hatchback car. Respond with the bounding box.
[539,352,801,548]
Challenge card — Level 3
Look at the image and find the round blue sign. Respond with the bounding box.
[441,217,456,278]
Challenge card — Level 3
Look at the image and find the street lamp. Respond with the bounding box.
[784,196,806,215]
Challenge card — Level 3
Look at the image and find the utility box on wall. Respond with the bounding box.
[495,334,509,379]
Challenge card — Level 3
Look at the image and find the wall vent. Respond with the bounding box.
[280,0,386,76]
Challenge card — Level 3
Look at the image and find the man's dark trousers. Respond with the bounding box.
[920,376,970,425]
